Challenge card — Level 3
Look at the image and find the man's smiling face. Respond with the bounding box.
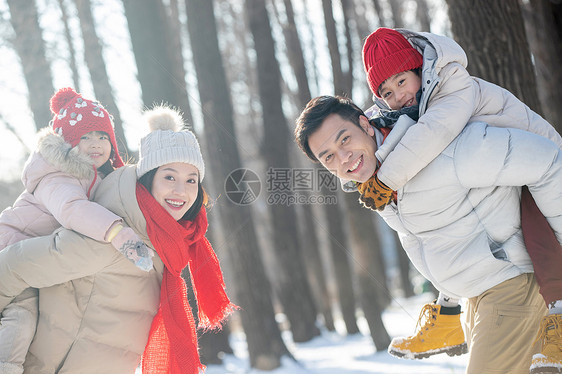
[308,113,378,183]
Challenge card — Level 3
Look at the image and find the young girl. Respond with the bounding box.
[0,87,152,374]
[0,105,235,374]
[359,28,562,372]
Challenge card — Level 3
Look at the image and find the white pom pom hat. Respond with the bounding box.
[136,106,205,181]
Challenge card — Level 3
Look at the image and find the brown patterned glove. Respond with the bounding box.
[111,226,155,272]
[357,174,394,211]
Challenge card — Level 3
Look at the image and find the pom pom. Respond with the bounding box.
[144,106,184,132]
[50,87,79,114]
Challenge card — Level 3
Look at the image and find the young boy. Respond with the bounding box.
[356,27,562,372]
[294,95,562,373]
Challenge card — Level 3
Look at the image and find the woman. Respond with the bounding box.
[0,106,235,374]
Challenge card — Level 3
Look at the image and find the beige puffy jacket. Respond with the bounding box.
[0,166,163,373]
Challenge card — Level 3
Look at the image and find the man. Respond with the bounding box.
[294,95,562,374]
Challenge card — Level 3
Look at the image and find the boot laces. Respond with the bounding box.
[415,303,438,335]
[534,314,562,347]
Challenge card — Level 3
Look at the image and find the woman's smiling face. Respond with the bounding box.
[151,162,199,221]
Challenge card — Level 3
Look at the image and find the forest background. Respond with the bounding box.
[0,0,561,370]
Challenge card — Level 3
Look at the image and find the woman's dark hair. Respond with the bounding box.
[138,167,208,221]
[97,159,115,177]
[294,95,367,162]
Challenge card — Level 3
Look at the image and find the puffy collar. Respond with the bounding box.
[35,128,94,180]
[21,128,95,193]
[375,114,417,164]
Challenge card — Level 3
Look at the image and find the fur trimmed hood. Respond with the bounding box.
[22,128,95,193]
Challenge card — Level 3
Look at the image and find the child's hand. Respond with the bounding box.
[357,174,394,211]
[110,227,155,272]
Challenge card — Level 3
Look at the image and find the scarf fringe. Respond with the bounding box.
[199,302,240,331]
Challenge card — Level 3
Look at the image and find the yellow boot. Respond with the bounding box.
[530,314,562,374]
[388,303,468,359]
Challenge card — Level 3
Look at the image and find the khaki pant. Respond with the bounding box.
[0,288,38,374]
[465,273,546,374]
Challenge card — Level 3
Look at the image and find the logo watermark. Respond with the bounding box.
[265,167,338,206]
[224,168,261,205]
[224,167,339,206]
[267,192,337,206]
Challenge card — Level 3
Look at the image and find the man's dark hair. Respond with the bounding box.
[294,95,367,161]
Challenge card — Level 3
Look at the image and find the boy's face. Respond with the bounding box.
[378,70,421,110]
[308,113,378,183]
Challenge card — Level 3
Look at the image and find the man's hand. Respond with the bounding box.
[357,174,394,211]
[110,227,154,272]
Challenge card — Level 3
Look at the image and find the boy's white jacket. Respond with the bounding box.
[0,166,163,373]
[0,128,120,248]
[370,29,562,191]
[378,117,562,300]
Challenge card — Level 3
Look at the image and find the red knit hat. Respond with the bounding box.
[50,87,124,168]
[362,28,423,98]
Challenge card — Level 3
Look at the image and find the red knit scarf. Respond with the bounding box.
[136,183,236,374]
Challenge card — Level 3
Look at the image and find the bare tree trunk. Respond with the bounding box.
[275,0,335,330]
[354,0,373,40]
[522,0,562,133]
[319,0,363,335]
[198,327,232,365]
[416,0,432,31]
[58,0,81,92]
[322,0,346,95]
[303,0,320,96]
[389,0,405,28]
[343,194,391,350]
[323,195,360,334]
[122,0,191,122]
[394,231,415,297]
[341,0,354,94]
[343,196,391,346]
[75,0,130,157]
[298,195,336,331]
[7,0,54,130]
[245,0,320,343]
[184,0,289,369]
[281,0,312,108]
[354,0,377,103]
[167,0,194,126]
[446,0,543,114]
[372,0,386,27]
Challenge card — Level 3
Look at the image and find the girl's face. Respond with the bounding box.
[378,70,422,110]
[151,162,199,221]
[77,131,112,169]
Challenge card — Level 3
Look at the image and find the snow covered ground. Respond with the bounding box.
[138,293,469,373]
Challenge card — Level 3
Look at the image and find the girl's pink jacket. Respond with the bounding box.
[0,128,121,249]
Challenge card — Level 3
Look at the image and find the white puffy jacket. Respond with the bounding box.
[370,30,562,191]
[377,117,562,299]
